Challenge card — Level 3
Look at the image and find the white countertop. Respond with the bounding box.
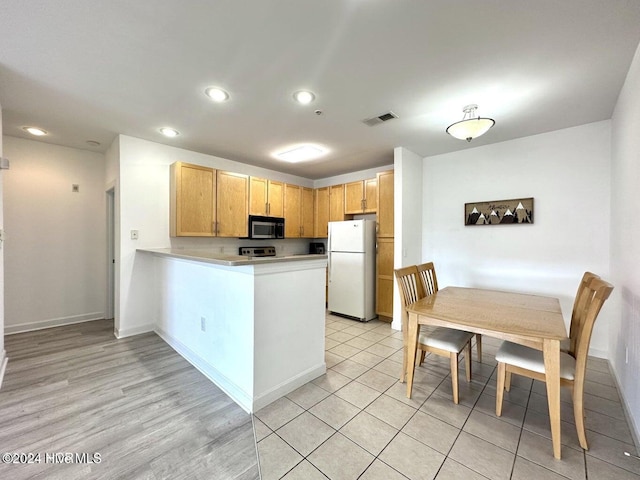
[138,248,327,266]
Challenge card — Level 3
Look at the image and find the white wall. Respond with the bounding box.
[314,164,394,188]
[116,135,318,337]
[422,121,612,356]
[610,40,640,445]
[3,136,107,333]
[393,147,423,330]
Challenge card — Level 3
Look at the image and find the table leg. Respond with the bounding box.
[543,338,562,459]
[405,312,419,398]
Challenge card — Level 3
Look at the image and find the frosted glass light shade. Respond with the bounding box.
[446,117,495,142]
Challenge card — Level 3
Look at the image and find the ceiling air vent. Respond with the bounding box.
[362,111,398,127]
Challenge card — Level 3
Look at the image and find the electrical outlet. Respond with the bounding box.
[72,184,80,193]
[200,317,206,332]
[130,230,139,240]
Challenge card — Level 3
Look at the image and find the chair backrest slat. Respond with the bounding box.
[416,262,439,296]
[569,272,600,355]
[572,276,614,386]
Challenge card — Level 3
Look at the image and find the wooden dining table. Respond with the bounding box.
[404,286,568,459]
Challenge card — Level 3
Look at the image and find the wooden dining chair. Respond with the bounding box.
[395,265,474,404]
[495,275,614,449]
[564,271,600,353]
[416,262,482,364]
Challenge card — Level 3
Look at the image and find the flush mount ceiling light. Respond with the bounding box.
[205,86,230,102]
[446,104,495,142]
[293,90,315,105]
[159,127,180,138]
[274,144,327,163]
[23,126,48,136]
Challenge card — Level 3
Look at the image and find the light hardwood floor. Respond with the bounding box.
[0,320,259,480]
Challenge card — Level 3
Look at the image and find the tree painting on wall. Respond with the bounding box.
[465,197,534,226]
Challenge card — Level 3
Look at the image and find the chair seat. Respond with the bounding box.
[496,341,576,380]
[419,327,474,353]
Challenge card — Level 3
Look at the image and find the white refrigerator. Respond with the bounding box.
[328,219,377,321]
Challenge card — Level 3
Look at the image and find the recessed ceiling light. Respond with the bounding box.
[205,87,230,102]
[23,126,48,136]
[293,91,315,104]
[160,127,180,138]
[274,144,327,163]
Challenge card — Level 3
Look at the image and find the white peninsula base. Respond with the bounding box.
[140,249,327,413]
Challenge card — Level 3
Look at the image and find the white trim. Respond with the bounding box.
[588,346,608,359]
[155,326,253,413]
[0,350,7,389]
[5,313,104,335]
[114,323,155,338]
[252,363,326,412]
[609,361,640,450]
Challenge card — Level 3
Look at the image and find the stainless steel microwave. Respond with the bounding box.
[248,215,285,239]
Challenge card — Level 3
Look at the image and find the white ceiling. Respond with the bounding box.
[1,0,640,179]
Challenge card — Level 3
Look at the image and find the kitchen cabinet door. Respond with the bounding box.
[267,180,284,217]
[344,181,365,214]
[376,170,394,237]
[249,176,268,216]
[376,237,394,319]
[329,184,345,222]
[170,162,216,237]
[217,171,249,237]
[314,187,330,238]
[301,187,314,238]
[344,178,377,214]
[249,178,284,217]
[364,178,377,213]
[284,183,302,238]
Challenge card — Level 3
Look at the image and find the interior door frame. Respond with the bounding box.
[106,187,115,320]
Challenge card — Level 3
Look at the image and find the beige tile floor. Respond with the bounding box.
[255,313,640,480]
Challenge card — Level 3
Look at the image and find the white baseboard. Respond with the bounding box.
[0,350,7,390]
[252,363,326,412]
[5,313,105,335]
[609,361,640,450]
[114,323,155,338]
[588,346,608,359]
[155,327,253,413]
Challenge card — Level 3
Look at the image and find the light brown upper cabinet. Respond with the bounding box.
[314,187,330,238]
[170,162,217,237]
[329,184,346,222]
[376,170,394,237]
[284,184,302,238]
[301,187,314,238]
[284,184,315,238]
[344,178,377,214]
[217,171,249,237]
[249,177,284,217]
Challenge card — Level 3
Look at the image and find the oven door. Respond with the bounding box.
[251,220,276,239]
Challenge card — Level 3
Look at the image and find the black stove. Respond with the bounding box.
[239,246,276,257]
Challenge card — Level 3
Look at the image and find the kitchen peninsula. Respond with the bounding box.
[138,248,327,412]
